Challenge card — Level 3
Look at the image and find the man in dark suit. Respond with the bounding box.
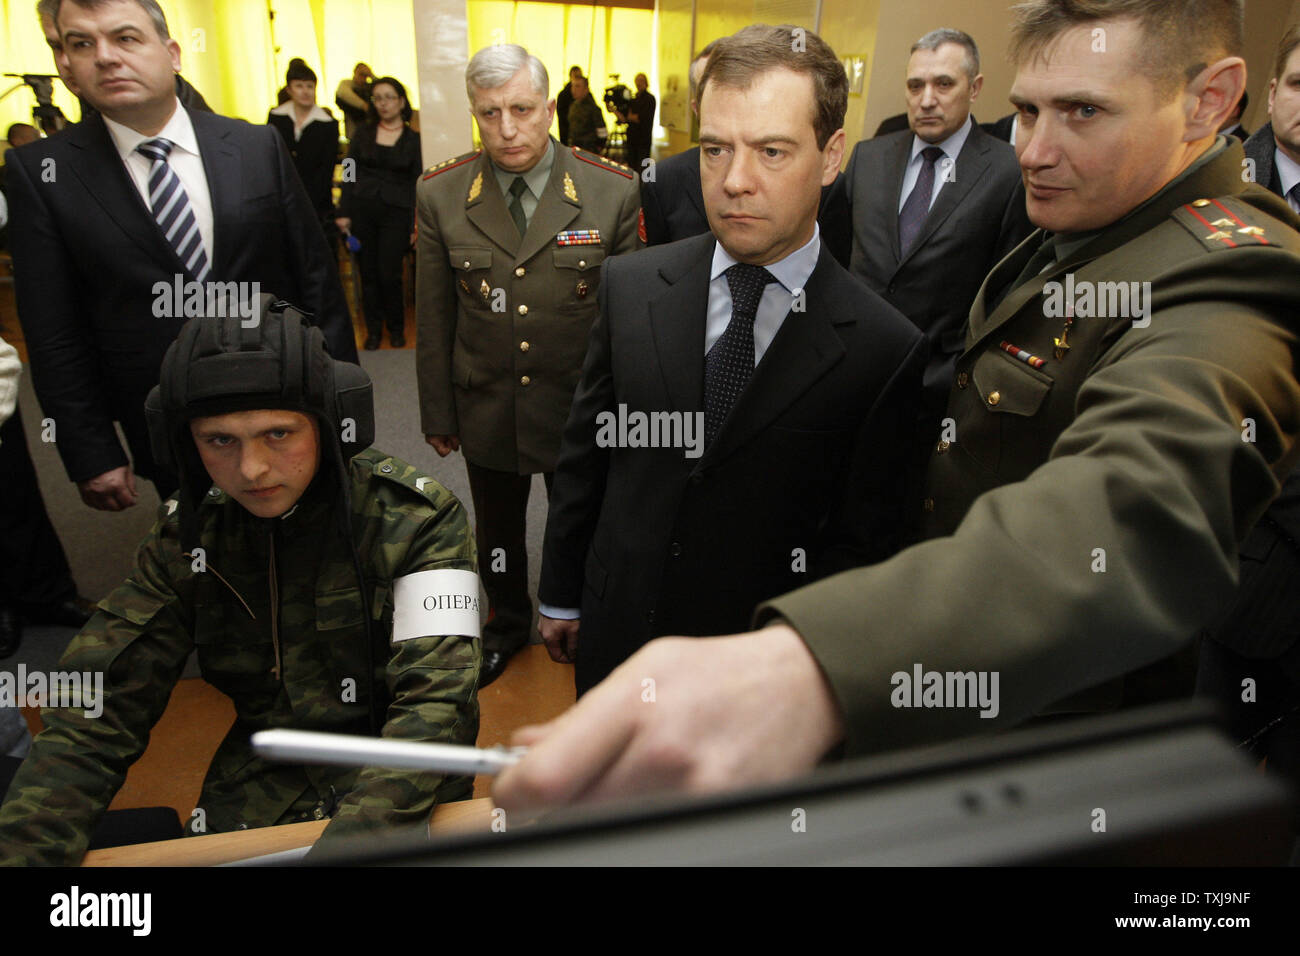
[1243,31,1300,209]
[639,42,716,245]
[538,25,927,694]
[826,28,1033,406]
[9,0,356,510]
[556,66,582,146]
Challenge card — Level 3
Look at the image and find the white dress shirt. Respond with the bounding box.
[103,99,214,269]
[1274,145,1300,214]
[898,114,974,213]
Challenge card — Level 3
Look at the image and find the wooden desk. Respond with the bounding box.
[82,796,495,866]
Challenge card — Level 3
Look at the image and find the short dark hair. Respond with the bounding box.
[52,0,171,41]
[698,24,847,150]
[286,58,316,85]
[365,76,413,124]
[1274,25,1300,82]
[1009,0,1244,99]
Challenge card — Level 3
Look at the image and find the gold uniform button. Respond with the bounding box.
[988,390,1001,407]
[519,341,530,352]
[517,304,528,315]
[515,267,526,277]
[462,260,471,269]
[1192,199,1212,208]
[956,371,969,388]
[923,498,935,512]
[520,375,531,386]
[578,259,587,269]
[937,440,950,453]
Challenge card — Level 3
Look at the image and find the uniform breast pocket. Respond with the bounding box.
[192,601,276,700]
[967,347,1053,476]
[448,246,495,313]
[553,247,605,311]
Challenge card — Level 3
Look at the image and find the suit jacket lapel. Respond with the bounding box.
[193,111,238,275]
[886,133,912,261]
[705,244,847,467]
[896,129,991,272]
[465,153,521,257]
[514,145,581,266]
[649,234,713,415]
[65,116,186,272]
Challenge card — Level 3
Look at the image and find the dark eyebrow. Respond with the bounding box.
[1010,90,1116,111]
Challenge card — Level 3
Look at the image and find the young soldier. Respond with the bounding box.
[0,300,481,865]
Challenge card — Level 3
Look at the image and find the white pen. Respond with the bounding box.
[251,729,527,776]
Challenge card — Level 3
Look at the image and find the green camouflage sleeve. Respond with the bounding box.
[0,504,194,866]
[315,474,480,848]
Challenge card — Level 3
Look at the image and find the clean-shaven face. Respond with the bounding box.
[1010,19,1195,234]
[471,66,556,174]
[699,67,844,265]
[191,410,321,519]
[59,0,181,122]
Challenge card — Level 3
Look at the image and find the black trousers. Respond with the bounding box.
[350,202,411,339]
[0,404,76,608]
[465,461,552,654]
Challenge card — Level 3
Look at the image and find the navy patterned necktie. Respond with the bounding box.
[705,263,775,446]
[136,137,210,282]
[898,145,945,256]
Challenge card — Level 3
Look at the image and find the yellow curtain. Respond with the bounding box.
[0,1,651,141]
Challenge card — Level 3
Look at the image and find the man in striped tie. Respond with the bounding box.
[6,0,357,509]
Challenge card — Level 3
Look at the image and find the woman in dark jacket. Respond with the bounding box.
[267,60,339,235]
[335,76,421,349]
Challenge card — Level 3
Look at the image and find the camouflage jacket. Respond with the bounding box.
[0,449,480,865]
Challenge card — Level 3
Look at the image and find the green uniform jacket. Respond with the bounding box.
[415,139,642,474]
[760,139,1300,756]
[0,449,480,866]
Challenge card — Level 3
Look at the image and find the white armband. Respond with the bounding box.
[392,569,482,642]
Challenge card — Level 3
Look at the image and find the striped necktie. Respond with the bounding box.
[136,137,210,283]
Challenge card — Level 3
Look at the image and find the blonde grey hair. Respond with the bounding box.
[465,44,549,104]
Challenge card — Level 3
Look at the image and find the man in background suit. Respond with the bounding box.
[8,0,356,510]
[538,25,926,695]
[826,29,1032,406]
[639,42,716,245]
[415,43,641,686]
[1243,30,1300,208]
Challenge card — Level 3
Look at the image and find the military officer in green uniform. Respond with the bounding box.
[0,301,481,865]
[491,0,1300,811]
[416,42,641,687]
